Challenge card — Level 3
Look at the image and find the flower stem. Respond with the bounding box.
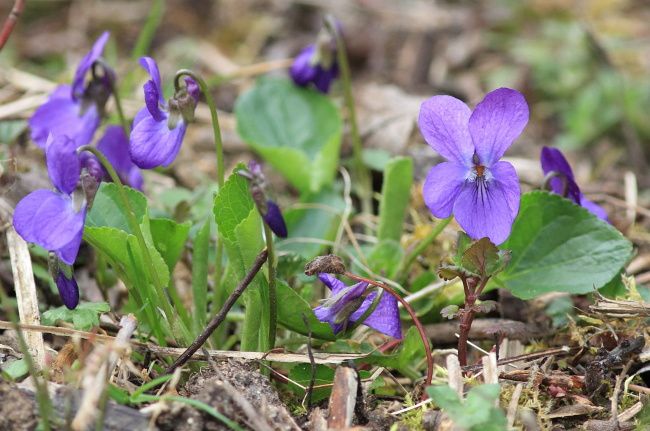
[457,276,489,367]
[398,216,452,282]
[174,69,227,331]
[344,271,434,386]
[78,146,183,344]
[174,70,225,187]
[111,87,130,138]
[324,16,373,229]
[263,224,277,349]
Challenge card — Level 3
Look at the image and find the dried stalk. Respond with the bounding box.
[1,199,46,368]
[71,314,137,430]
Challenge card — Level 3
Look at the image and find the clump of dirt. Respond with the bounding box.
[0,379,38,431]
[157,359,299,430]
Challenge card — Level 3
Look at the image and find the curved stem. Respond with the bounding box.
[324,16,373,230]
[344,271,434,387]
[174,69,226,325]
[263,224,277,349]
[399,216,452,281]
[174,70,224,187]
[78,146,179,340]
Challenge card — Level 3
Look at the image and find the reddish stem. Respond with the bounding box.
[344,272,434,387]
[457,276,489,367]
[0,0,25,51]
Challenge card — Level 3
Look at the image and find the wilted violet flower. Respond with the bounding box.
[97,126,144,190]
[541,146,608,220]
[313,274,401,339]
[13,134,90,308]
[29,32,111,149]
[420,88,529,244]
[129,57,199,169]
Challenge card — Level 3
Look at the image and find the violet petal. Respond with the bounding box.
[129,111,186,169]
[422,161,468,218]
[97,125,143,189]
[418,95,474,166]
[185,77,201,103]
[317,273,347,294]
[350,291,402,339]
[452,161,520,244]
[143,80,165,121]
[71,31,110,100]
[469,88,529,167]
[312,65,338,93]
[45,134,81,195]
[580,195,608,221]
[290,45,318,87]
[13,190,85,254]
[139,57,164,104]
[56,211,85,265]
[540,146,581,204]
[55,270,80,309]
[29,85,101,149]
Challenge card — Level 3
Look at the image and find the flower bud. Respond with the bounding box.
[49,254,79,309]
[56,270,80,309]
[263,200,288,238]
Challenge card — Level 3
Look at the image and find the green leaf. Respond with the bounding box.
[499,192,633,299]
[213,170,268,351]
[288,364,335,403]
[461,238,509,278]
[278,187,345,258]
[235,77,342,193]
[0,120,27,144]
[42,302,110,331]
[377,157,413,242]
[366,239,404,279]
[213,170,255,243]
[428,384,506,431]
[362,148,392,171]
[86,183,147,233]
[192,220,211,332]
[84,226,170,288]
[276,280,335,341]
[427,385,462,412]
[149,218,191,272]
[2,359,29,380]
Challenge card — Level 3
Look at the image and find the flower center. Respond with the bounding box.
[475,165,486,178]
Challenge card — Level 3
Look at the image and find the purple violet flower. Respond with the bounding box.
[55,269,80,310]
[29,32,110,149]
[541,146,608,220]
[419,88,529,245]
[129,57,199,169]
[13,134,87,267]
[97,126,144,190]
[290,44,339,93]
[313,273,401,339]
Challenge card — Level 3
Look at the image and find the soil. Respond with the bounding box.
[158,359,299,430]
[0,379,37,431]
